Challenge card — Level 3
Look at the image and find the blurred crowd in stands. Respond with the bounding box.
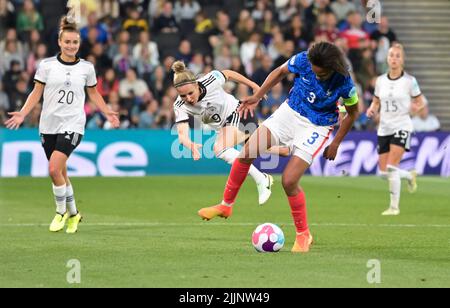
[0,0,440,131]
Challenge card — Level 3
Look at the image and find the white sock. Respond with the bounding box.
[216,148,266,184]
[52,184,67,215]
[66,185,78,216]
[387,165,401,210]
[398,168,413,181]
[379,171,388,180]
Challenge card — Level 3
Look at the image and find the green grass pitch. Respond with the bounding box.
[0,176,449,288]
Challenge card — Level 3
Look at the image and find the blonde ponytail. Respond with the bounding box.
[172,61,197,88]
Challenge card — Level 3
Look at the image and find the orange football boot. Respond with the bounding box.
[291,230,313,253]
[198,204,233,221]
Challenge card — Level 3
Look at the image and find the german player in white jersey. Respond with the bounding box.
[5,16,120,232]
[367,43,425,216]
[172,61,289,205]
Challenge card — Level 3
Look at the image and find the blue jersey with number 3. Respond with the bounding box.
[287,52,358,126]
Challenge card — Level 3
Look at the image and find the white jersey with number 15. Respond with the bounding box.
[374,72,421,136]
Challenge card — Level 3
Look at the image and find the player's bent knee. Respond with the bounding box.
[48,165,63,179]
[281,176,298,193]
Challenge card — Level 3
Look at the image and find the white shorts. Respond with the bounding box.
[262,102,333,165]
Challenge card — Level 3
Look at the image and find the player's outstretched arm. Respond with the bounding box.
[4,82,44,130]
[324,103,359,161]
[87,86,120,128]
[222,70,260,93]
[239,64,290,119]
[177,122,202,161]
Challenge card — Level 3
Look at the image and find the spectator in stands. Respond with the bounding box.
[211,29,240,59]
[79,27,99,58]
[97,68,120,100]
[153,1,179,34]
[1,39,26,75]
[0,0,15,38]
[99,0,120,19]
[113,43,138,78]
[274,39,295,68]
[155,95,175,129]
[194,10,214,34]
[9,78,29,112]
[371,16,397,45]
[412,98,441,132]
[80,12,109,45]
[340,11,370,50]
[234,9,251,42]
[16,0,44,39]
[176,40,193,64]
[91,43,113,75]
[0,29,25,74]
[277,0,301,26]
[285,15,311,52]
[304,0,332,34]
[252,54,273,86]
[138,99,159,128]
[174,0,201,23]
[210,10,231,37]
[355,47,376,91]
[0,81,10,122]
[149,65,166,101]
[260,82,287,119]
[214,45,233,71]
[26,42,47,76]
[240,32,264,76]
[267,27,285,61]
[330,0,356,24]
[188,53,205,76]
[119,68,151,102]
[2,60,22,101]
[315,12,339,43]
[235,14,256,45]
[122,7,149,44]
[259,9,276,45]
[230,56,247,77]
[108,30,132,61]
[133,31,160,69]
[252,0,272,22]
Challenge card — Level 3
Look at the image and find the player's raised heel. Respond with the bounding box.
[407,170,418,193]
[49,213,69,232]
[291,231,313,253]
[66,213,82,234]
[382,208,400,216]
[258,174,274,205]
[198,205,233,221]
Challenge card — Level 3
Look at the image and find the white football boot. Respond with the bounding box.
[257,173,274,205]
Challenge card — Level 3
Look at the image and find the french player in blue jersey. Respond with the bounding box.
[198,42,359,253]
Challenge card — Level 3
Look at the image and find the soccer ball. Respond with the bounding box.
[252,223,285,253]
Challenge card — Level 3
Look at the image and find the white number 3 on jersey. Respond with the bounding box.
[307,92,316,104]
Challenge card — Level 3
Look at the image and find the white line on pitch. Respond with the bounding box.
[1,222,450,228]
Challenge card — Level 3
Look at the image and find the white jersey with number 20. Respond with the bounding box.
[34,55,97,135]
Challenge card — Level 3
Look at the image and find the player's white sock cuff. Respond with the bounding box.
[52,184,67,214]
[216,147,240,164]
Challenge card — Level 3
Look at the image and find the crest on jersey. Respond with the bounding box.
[65,72,72,87]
